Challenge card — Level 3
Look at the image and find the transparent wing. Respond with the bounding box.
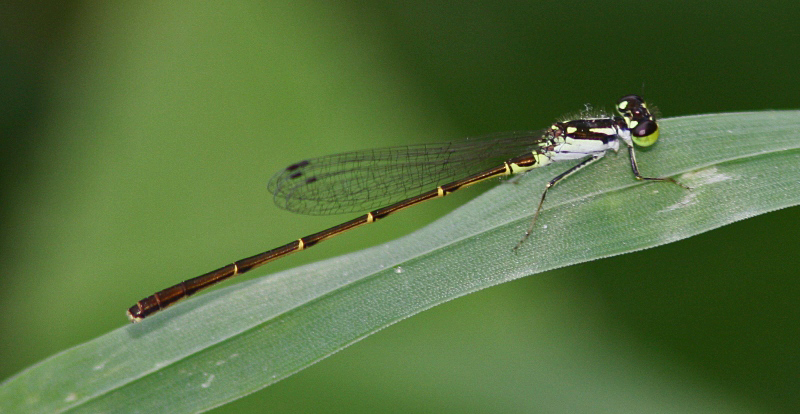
[267,130,548,215]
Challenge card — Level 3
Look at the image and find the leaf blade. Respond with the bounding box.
[3,110,799,413]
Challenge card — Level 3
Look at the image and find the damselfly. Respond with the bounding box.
[127,94,687,322]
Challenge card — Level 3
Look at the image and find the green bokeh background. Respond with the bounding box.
[1,2,798,413]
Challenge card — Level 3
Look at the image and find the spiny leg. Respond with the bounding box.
[513,153,605,251]
[626,143,691,190]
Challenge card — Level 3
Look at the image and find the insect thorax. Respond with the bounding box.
[544,117,624,161]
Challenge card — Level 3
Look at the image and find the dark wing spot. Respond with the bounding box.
[305,177,318,184]
[285,160,310,172]
[289,172,303,179]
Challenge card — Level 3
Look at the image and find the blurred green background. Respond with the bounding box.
[1,1,798,413]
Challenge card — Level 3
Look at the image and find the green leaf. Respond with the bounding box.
[2,111,799,413]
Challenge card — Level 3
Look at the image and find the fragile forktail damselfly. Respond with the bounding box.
[127,94,687,322]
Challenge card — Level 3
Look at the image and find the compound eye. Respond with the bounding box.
[632,120,657,137]
[631,120,659,147]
